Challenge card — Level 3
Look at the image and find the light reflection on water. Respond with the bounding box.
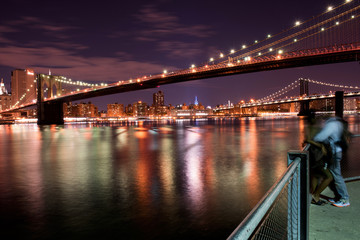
[0,116,359,239]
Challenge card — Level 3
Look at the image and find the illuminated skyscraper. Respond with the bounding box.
[11,69,36,106]
[153,91,165,116]
[153,91,164,106]
[0,78,11,111]
[107,103,124,117]
[133,101,148,117]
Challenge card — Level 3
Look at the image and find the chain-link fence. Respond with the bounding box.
[227,150,309,240]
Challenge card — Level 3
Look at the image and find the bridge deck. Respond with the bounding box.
[309,180,360,239]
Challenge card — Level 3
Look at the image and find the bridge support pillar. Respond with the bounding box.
[37,101,64,125]
[335,91,344,119]
[298,101,310,116]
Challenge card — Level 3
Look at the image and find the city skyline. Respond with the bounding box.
[1,0,360,110]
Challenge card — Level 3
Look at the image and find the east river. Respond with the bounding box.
[0,115,359,239]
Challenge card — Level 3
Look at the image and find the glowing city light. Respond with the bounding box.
[295,21,301,26]
[327,6,333,11]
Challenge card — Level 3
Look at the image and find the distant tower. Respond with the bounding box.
[0,78,11,111]
[299,78,309,96]
[194,96,199,106]
[153,91,164,106]
[0,78,8,95]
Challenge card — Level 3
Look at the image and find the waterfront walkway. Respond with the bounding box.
[309,180,360,240]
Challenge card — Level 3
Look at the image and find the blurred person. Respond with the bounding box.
[313,117,350,207]
[307,140,333,205]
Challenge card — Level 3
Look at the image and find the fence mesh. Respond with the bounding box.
[250,170,299,240]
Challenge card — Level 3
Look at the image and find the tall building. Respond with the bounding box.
[0,78,11,111]
[64,102,99,117]
[153,91,164,106]
[0,78,7,95]
[125,104,133,116]
[107,103,124,117]
[133,101,148,117]
[11,69,36,106]
[153,91,166,116]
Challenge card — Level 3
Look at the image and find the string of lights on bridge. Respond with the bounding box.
[53,76,108,87]
[198,0,358,69]
[258,78,360,103]
[11,79,37,108]
[160,0,359,77]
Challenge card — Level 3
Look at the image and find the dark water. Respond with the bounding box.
[0,116,359,239]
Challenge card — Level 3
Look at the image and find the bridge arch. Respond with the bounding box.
[40,75,62,99]
[37,74,64,125]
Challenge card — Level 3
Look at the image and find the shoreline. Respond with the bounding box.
[0,112,357,125]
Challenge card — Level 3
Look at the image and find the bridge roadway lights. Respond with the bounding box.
[37,101,64,125]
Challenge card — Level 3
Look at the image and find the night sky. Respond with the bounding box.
[0,0,359,110]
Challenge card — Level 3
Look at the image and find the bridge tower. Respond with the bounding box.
[37,74,64,125]
[335,91,344,118]
[299,78,309,96]
[298,78,310,116]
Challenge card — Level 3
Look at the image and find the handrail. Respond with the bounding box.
[227,157,301,240]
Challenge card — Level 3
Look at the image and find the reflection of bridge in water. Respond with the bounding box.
[1,0,360,124]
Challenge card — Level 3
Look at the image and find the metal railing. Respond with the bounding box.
[227,148,309,240]
[228,128,360,240]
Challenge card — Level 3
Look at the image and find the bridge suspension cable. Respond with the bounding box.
[304,78,360,89]
[257,77,360,103]
[52,76,108,87]
[259,80,300,102]
[208,0,360,66]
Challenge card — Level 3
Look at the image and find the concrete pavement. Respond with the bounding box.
[309,180,360,240]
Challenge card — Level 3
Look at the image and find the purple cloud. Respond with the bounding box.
[135,5,213,38]
[157,41,203,58]
[0,46,174,82]
[132,5,215,59]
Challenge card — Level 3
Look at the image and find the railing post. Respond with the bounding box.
[288,150,309,240]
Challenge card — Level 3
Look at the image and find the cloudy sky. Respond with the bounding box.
[1,0,359,110]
